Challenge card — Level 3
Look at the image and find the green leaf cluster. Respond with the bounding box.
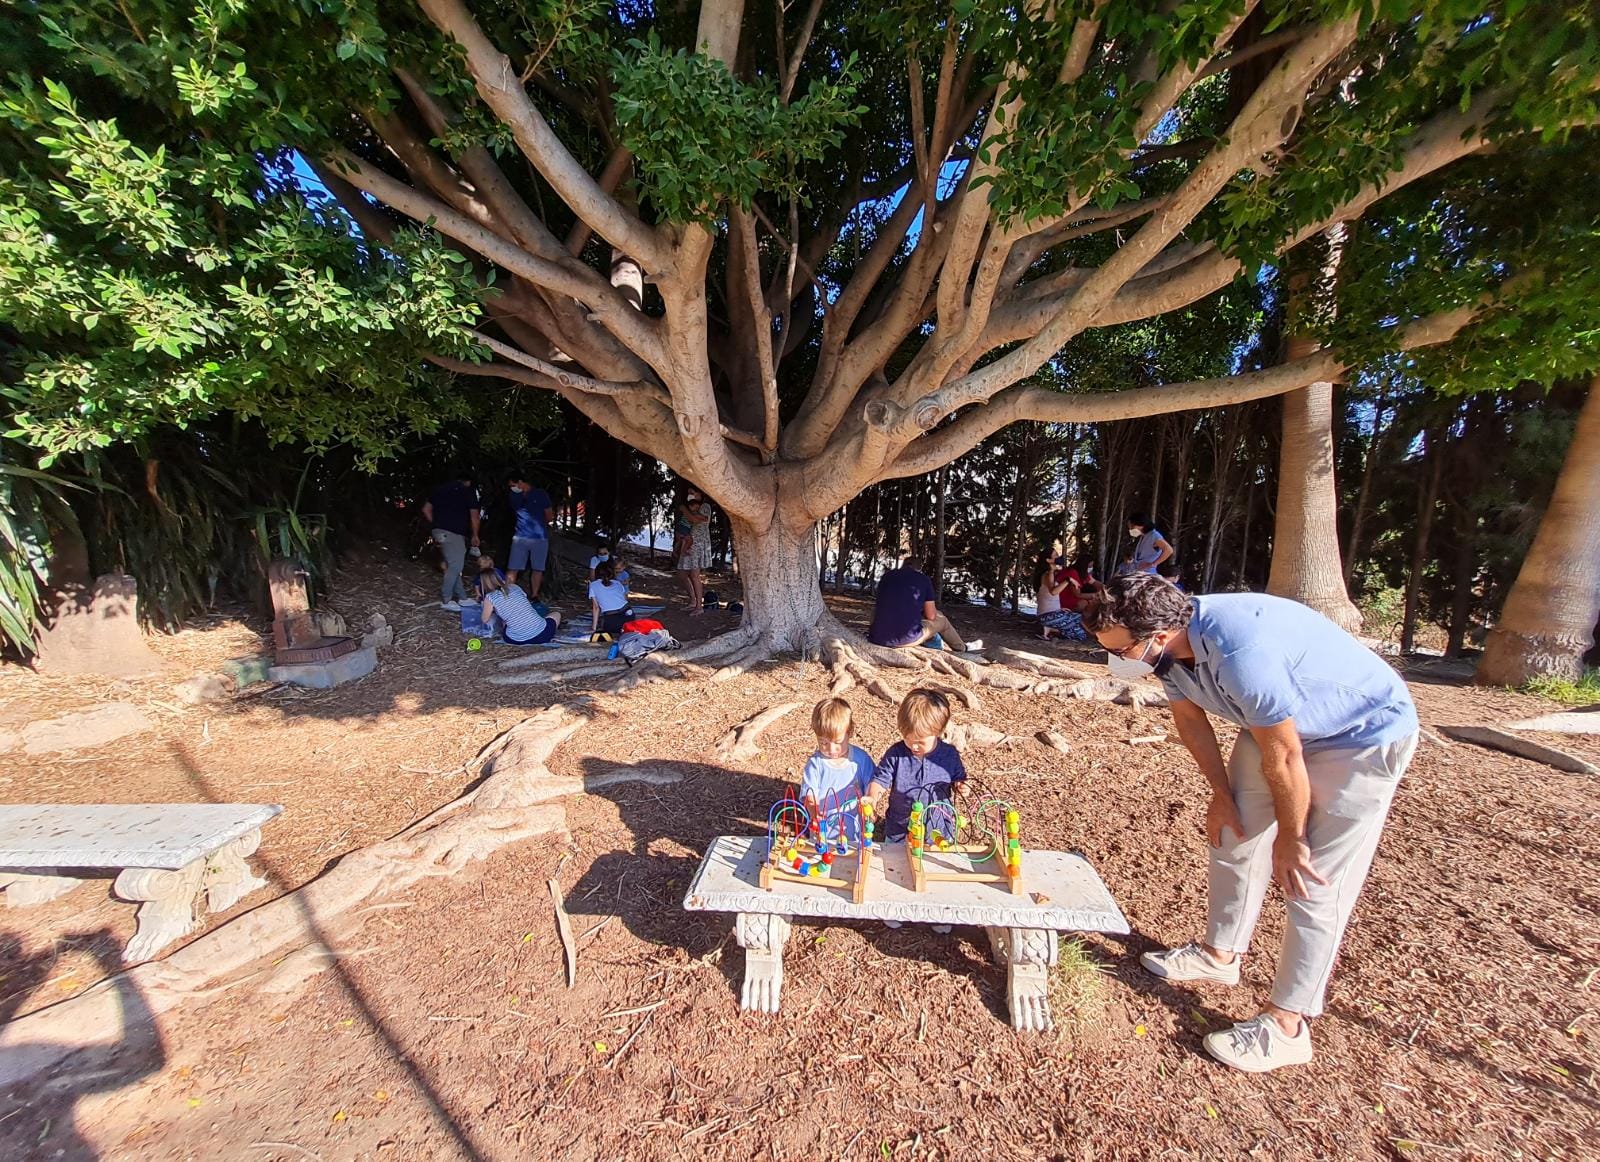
[611,31,868,221]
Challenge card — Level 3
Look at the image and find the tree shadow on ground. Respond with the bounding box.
[0,933,163,1162]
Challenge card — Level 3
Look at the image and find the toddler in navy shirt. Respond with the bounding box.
[868,689,966,932]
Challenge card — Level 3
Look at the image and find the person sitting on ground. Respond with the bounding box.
[867,554,981,653]
[588,544,614,581]
[867,689,966,932]
[588,560,634,636]
[1040,555,1098,642]
[1127,512,1175,575]
[506,472,554,598]
[478,565,561,645]
[799,697,876,846]
[1033,548,1070,639]
[1082,572,1419,1073]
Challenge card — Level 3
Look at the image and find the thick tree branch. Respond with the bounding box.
[880,298,1484,480]
[416,0,668,274]
[328,149,665,372]
[902,17,1361,433]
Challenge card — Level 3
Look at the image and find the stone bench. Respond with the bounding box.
[0,804,282,963]
[683,835,1129,1033]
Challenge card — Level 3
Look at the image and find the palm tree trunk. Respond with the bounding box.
[1266,362,1362,630]
[1477,376,1600,685]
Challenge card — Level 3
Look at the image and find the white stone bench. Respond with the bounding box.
[683,835,1130,1033]
[0,804,282,963]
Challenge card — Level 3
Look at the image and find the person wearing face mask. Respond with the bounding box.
[1126,513,1174,575]
[1083,573,1418,1074]
[505,472,554,598]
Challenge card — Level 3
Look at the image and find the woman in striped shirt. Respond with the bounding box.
[478,567,562,645]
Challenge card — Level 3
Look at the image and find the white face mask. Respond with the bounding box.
[1107,652,1155,680]
[1128,527,1141,538]
[1107,637,1164,680]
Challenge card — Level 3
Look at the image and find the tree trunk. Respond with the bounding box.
[1401,431,1444,654]
[1169,417,1192,565]
[1477,377,1600,685]
[1446,529,1477,658]
[933,466,948,601]
[1266,365,1362,631]
[727,516,830,650]
[1341,385,1390,587]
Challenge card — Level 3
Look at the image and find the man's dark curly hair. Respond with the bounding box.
[1081,573,1193,638]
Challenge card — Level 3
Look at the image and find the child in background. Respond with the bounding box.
[588,560,634,635]
[799,698,876,845]
[868,688,966,931]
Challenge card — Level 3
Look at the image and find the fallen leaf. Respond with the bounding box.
[338,1018,354,1028]
[1375,1101,1385,1115]
[187,1098,202,1109]
[1204,1104,1217,1120]
[509,996,519,1007]
[521,933,534,943]
[594,1041,608,1055]
[1134,1025,1147,1038]
[1190,1009,1209,1029]
[373,1090,389,1102]
[57,977,80,991]
[333,1109,347,1123]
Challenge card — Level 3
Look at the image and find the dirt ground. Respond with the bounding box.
[1,545,1596,1161]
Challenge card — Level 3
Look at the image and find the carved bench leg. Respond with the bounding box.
[0,873,85,907]
[986,926,1058,1034]
[735,912,792,1015]
[204,828,267,913]
[114,862,205,964]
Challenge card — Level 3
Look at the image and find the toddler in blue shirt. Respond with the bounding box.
[799,697,875,844]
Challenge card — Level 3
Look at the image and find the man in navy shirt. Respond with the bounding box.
[1084,573,1419,1074]
[867,555,978,652]
[506,471,554,598]
[422,470,480,611]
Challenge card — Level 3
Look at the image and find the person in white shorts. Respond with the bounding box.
[1084,573,1420,1073]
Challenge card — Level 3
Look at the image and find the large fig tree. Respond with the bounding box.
[7,0,1597,659]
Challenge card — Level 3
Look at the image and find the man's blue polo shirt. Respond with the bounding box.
[1159,594,1418,752]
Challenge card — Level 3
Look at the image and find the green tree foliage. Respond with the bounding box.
[0,9,485,465]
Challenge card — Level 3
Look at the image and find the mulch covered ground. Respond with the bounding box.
[1,545,1595,1160]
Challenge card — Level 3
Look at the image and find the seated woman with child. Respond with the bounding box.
[478,564,563,645]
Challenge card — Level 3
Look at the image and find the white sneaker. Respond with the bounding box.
[963,639,984,652]
[440,601,462,613]
[1140,941,1241,985]
[1204,1014,1314,1073]
[931,924,953,934]
[884,920,904,929]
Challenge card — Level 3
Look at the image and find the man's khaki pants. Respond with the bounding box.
[1207,730,1418,1017]
[910,613,966,652]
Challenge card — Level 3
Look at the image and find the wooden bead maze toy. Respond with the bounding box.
[907,797,1025,895]
[760,788,876,904]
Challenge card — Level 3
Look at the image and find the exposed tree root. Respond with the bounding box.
[922,682,982,713]
[715,702,803,761]
[0,704,661,1087]
[1036,729,1074,753]
[712,641,775,683]
[984,646,1091,680]
[944,723,1009,751]
[497,643,602,670]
